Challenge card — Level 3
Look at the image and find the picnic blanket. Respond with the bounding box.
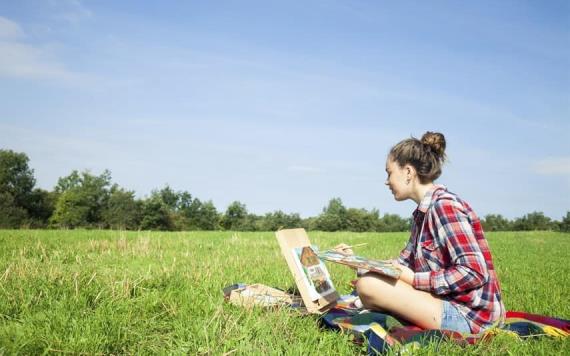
[222,284,568,353]
[322,294,570,355]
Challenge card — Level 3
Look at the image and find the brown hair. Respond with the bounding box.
[388,131,447,183]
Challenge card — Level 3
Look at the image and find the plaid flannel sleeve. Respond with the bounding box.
[397,235,415,268]
[413,199,489,295]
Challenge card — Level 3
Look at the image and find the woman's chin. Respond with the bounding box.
[392,193,404,201]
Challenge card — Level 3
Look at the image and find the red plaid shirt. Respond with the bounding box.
[398,185,505,333]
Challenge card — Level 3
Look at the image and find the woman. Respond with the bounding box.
[338,132,504,334]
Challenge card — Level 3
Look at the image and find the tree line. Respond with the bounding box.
[1,149,569,232]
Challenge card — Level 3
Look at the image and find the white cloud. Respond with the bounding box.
[0,17,24,39]
[532,157,570,176]
[0,42,75,80]
[0,16,80,82]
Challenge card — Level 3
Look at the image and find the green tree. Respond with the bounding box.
[177,191,193,211]
[0,150,35,206]
[140,196,173,230]
[176,196,200,230]
[0,192,28,228]
[151,185,193,212]
[221,201,248,231]
[178,198,221,230]
[559,212,570,232]
[260,210,302,231]
[243,213,262,231]
[149,186,195,230]
[50,190,91,228]
[0,150,36,227]
[301,216,318,231]
[192,200,221,230]
[154,185,180,211]
[103,186,142,230]
[50,170,112,228]
[346,208,379,232]
[315,198,348,231]
[376,213,410,232]
[512,211,553,231]
[481,214,512,232]
[25,188,56,228]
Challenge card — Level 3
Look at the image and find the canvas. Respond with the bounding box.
[275,228,339,314]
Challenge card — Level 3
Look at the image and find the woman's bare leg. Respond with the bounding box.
[356,273,443,329]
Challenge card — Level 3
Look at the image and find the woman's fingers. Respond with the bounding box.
[334,243,349,249]
[333,243,354,256]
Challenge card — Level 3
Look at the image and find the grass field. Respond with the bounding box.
[0,230,569,355]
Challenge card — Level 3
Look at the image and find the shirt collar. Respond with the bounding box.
[417,184,446,213]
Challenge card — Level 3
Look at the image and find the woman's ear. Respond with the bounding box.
[405,164,416,179]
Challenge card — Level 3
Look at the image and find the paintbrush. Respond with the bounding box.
[321,242,368,252]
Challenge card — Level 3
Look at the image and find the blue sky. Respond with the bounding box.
[1,1,568,219]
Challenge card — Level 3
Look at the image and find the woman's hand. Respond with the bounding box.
[333,243,354,256]
[391,259,415,285]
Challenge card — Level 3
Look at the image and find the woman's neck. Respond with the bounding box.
[411,182,435,205]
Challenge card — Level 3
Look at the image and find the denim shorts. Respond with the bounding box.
[441,300,472,333]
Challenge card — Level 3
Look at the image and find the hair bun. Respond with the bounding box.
[421,131,446,158]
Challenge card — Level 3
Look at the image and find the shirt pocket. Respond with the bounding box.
[419,239,443,270]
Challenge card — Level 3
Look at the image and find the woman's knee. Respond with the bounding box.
[356,274,383,307]
[356,275,374,296]
[356,274,392,309]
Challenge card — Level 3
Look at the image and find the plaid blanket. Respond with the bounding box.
[322,294,570,355]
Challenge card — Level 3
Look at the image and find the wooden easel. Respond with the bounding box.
[275,228,339,314]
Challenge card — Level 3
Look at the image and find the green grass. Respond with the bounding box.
[0,230,568,355]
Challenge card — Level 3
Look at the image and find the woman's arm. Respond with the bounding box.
[397,234,415,268]
[412,199,489,295]
[393,260,415,285]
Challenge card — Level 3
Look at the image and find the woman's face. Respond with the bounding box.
[385,159,411,201]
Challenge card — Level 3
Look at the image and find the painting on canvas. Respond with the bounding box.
[291,245,335,301]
